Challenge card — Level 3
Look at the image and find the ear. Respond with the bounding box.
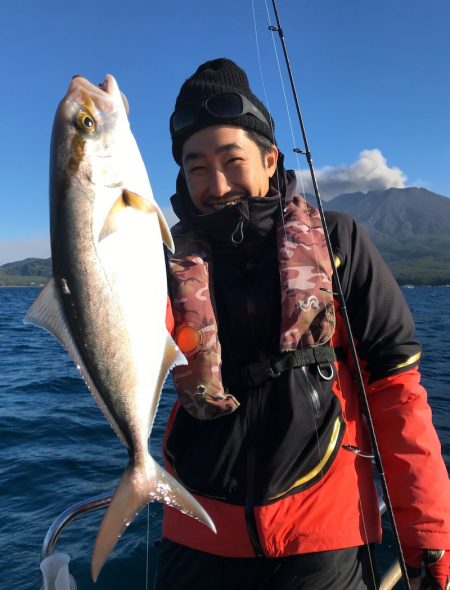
[266,145,279,177]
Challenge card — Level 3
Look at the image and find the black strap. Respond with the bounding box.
[230,346,344,389]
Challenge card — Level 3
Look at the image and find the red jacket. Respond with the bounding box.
[162,177,450,556]
[162,315,449,555]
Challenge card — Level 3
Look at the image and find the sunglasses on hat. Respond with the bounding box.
[170,92,271,135]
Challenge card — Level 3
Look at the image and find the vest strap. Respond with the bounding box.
[231,347,343,389]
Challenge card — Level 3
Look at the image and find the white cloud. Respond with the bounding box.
[295,149,407,200]
[0,236,51,266]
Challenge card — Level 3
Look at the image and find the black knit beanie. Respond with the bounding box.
[170,58,275,165]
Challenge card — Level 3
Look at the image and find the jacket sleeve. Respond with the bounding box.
[367,370,450,549]
[327,211,450,549]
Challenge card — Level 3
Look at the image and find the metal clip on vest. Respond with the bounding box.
[317,363,334,381]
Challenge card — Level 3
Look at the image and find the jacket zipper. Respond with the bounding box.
[245,386,265,557]
[243,261,265,556]
[301,366,321,419]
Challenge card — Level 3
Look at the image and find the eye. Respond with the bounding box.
[76,111,96,133]
[187,166,205,175]
[227,157,243,166]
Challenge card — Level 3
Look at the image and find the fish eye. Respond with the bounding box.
[77,111,96,133]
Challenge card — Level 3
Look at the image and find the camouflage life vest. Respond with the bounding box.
[167,194,335,419]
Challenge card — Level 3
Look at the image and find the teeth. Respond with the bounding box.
[212,200,239,209]
[207,198,243,212]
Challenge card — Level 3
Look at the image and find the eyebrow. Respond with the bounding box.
[183,143,244,165]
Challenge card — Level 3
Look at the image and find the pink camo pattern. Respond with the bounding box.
[279,195,335,350]
[168,195,335,419]
[168,236,240,419]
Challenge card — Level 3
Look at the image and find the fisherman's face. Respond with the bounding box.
[181,125,279,214]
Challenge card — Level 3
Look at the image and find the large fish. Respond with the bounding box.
[25,74,215,581]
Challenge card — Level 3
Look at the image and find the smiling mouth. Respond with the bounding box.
[205,196,246,212]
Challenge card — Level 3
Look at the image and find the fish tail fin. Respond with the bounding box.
[91,457,216,582]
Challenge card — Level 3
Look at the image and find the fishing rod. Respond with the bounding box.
[268,1,412,588]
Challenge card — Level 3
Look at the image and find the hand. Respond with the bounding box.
[404,547,450,589]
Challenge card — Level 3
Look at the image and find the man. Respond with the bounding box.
[155,58,450,589]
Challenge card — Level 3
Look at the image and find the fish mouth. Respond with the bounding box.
[66,74,128,114]
[69,74,121,98]
[98,75,116,95]
[98,75,129,113]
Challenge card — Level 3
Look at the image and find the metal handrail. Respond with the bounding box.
[41,492,112,560]
[41,494,401,588]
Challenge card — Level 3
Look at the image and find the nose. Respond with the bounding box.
[208,169,231,198]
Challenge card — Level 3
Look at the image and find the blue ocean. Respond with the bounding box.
[1,286,449,589]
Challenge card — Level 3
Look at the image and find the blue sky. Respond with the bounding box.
[1,0,449,264]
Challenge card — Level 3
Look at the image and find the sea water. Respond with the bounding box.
[1,286,448,589]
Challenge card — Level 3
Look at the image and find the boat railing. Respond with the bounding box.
[41,492,112,561]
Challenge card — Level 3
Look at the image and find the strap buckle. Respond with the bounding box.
[237,346,339,389]
[241,358,281,388]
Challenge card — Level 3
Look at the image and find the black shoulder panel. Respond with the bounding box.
[325,211,421,382]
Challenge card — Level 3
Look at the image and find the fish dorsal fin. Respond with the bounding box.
[147,333,186,434]
[99,189,175,252]
[24,278,129,448]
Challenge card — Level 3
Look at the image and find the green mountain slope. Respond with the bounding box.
[0,258,51,286]
[325,188,450,284]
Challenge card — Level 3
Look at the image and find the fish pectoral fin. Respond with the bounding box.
[99,195,127,241]
[91,458,216,582]
[99,188,175,251]
[155,204,175,253]
[24,278,129,449]
[121,189,155,213]
[99,189,157,242]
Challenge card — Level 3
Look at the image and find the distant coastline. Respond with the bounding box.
[2,278,450,288]
[0,284,46,288]
[6,265,448,286]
